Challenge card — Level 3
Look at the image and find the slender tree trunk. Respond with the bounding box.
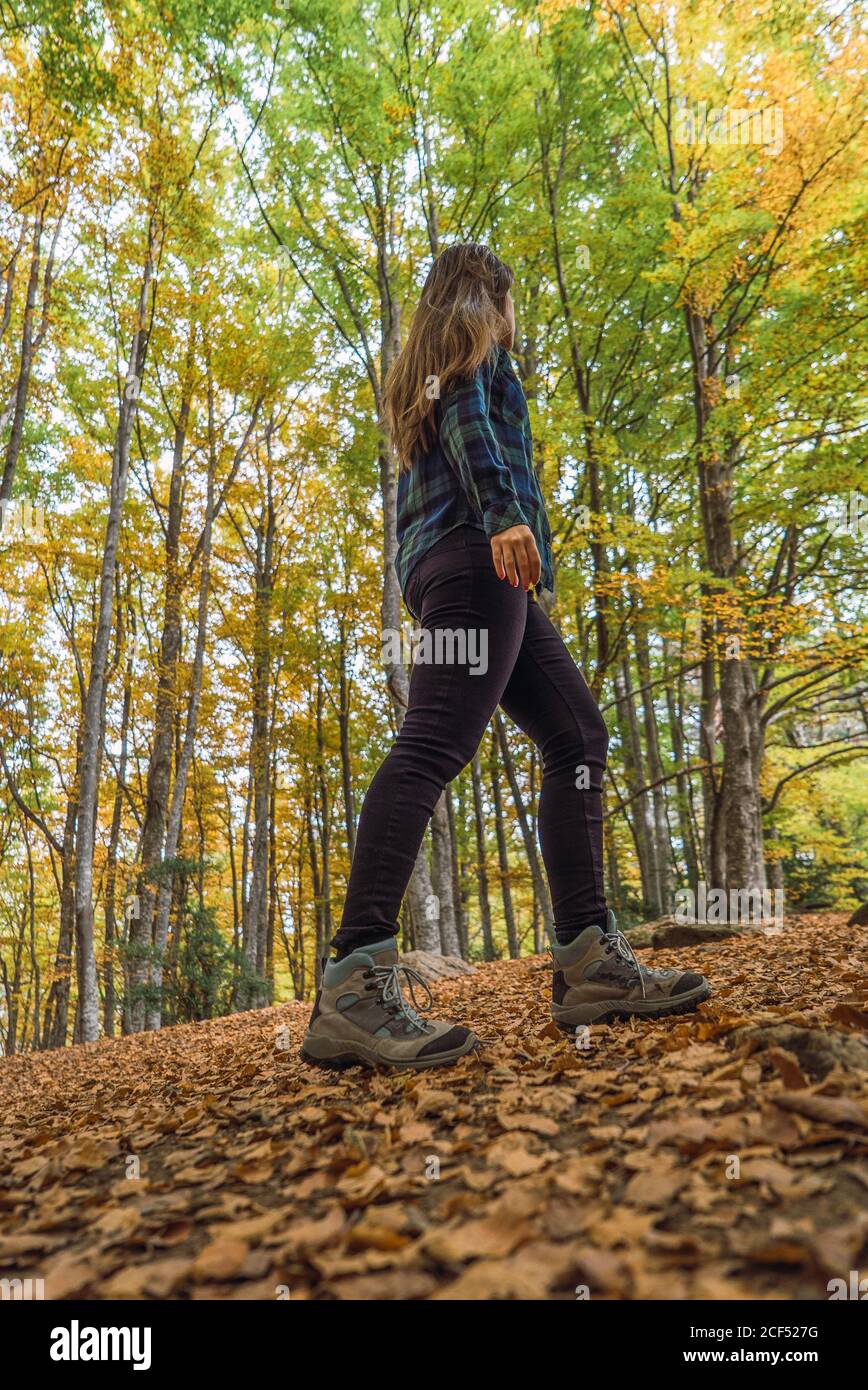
[75,231,156,1043]
[445,785,467,958]
[494,711,554,940]
[687,305,765,896]
[1,212,42,502]
[226,785,240,953]
[614,661,660,916]
[664,642,700,891]
[104,632,132,1037]
[337,619,356,858]
[267,770,277,992]
[489,733,518,958]
[604,786,623,919]
[634,626,673,912]
[305,793,327,989]
[242,506,274,1002]
[41,790,78,1049]
[431,795,460,955]
[699,630,724,887]
[25,834,40,1050]
[312,657,333,965]
[2,903,27,1054]
[146,417,215,1029]
[129,347,193,1031]
[470,749,495,960]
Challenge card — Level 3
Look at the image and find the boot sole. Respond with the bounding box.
[300,1031,479,1071]
[553,982,711,1029]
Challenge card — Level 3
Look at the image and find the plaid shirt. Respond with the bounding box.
[395,346,554,600]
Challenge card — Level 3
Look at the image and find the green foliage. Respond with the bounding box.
[170,904,237,1023]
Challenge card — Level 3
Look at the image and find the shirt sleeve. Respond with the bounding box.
[439,363,528,538]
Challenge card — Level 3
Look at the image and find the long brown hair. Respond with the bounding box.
[384,243,514,471]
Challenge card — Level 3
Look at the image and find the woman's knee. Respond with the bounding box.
[586,709,610,764]
[542,710,608,780]
[393,721,484,787]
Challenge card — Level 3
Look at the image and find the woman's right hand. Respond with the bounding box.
[491,524,541,591]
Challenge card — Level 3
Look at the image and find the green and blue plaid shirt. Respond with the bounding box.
[395,345,554,600]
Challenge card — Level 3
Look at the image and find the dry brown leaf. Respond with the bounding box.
[191,1238,249,1281]
[424,1215,532,1263]
[773,1091,868,1128]
[103,1258,192,1298]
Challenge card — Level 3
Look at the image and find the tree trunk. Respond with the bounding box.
[431,795,460,955]
[664,639,700,892]
[1,212,42,502]
[613,661,659,916]
[634,625,673,912]
[470,749,495,960]
[494,711,553,940]
[104,626,132,1037]
[128,344,193,1031]
[305,793,327,988]
[337,617,356,858]
[687,304,766,896]
[41,790,78,1049]
[74,231,156,1044]
[312,655,333,965]
[489,732,519,958]
[242,501,275,1003]
[445,785,468,958]
[146,409,216,1029]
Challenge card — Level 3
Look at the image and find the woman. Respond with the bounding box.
[302,244,710,1071]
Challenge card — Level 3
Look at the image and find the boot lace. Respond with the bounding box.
[368,963,434,1032]
[603,928,648,999]
[603,929,676,996]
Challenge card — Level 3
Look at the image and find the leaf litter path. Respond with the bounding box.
[1,914,867,1300]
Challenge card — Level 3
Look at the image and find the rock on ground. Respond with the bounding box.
[400,950,476,982]
[646,916,750,948]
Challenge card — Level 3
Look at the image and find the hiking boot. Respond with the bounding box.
[551,915,711,1029]
[300,938,478,1071]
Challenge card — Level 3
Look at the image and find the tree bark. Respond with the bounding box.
[146,400,216,1029]
[494,711,553,941]
[75,229,156,1043]
[242,493,276,1002]
[686,303,766,896]
[614,660,660,916]
[634,625,673,912]
[128,333,195,1030]
[431,795,460,955]
[470,749,495,960]
[445,785,468,957]
[104,610,133,1037]
[489,732,519,958]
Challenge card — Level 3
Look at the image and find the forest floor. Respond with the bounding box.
[1,912,867,1301]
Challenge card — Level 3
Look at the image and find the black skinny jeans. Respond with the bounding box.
[331,526,609,956]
